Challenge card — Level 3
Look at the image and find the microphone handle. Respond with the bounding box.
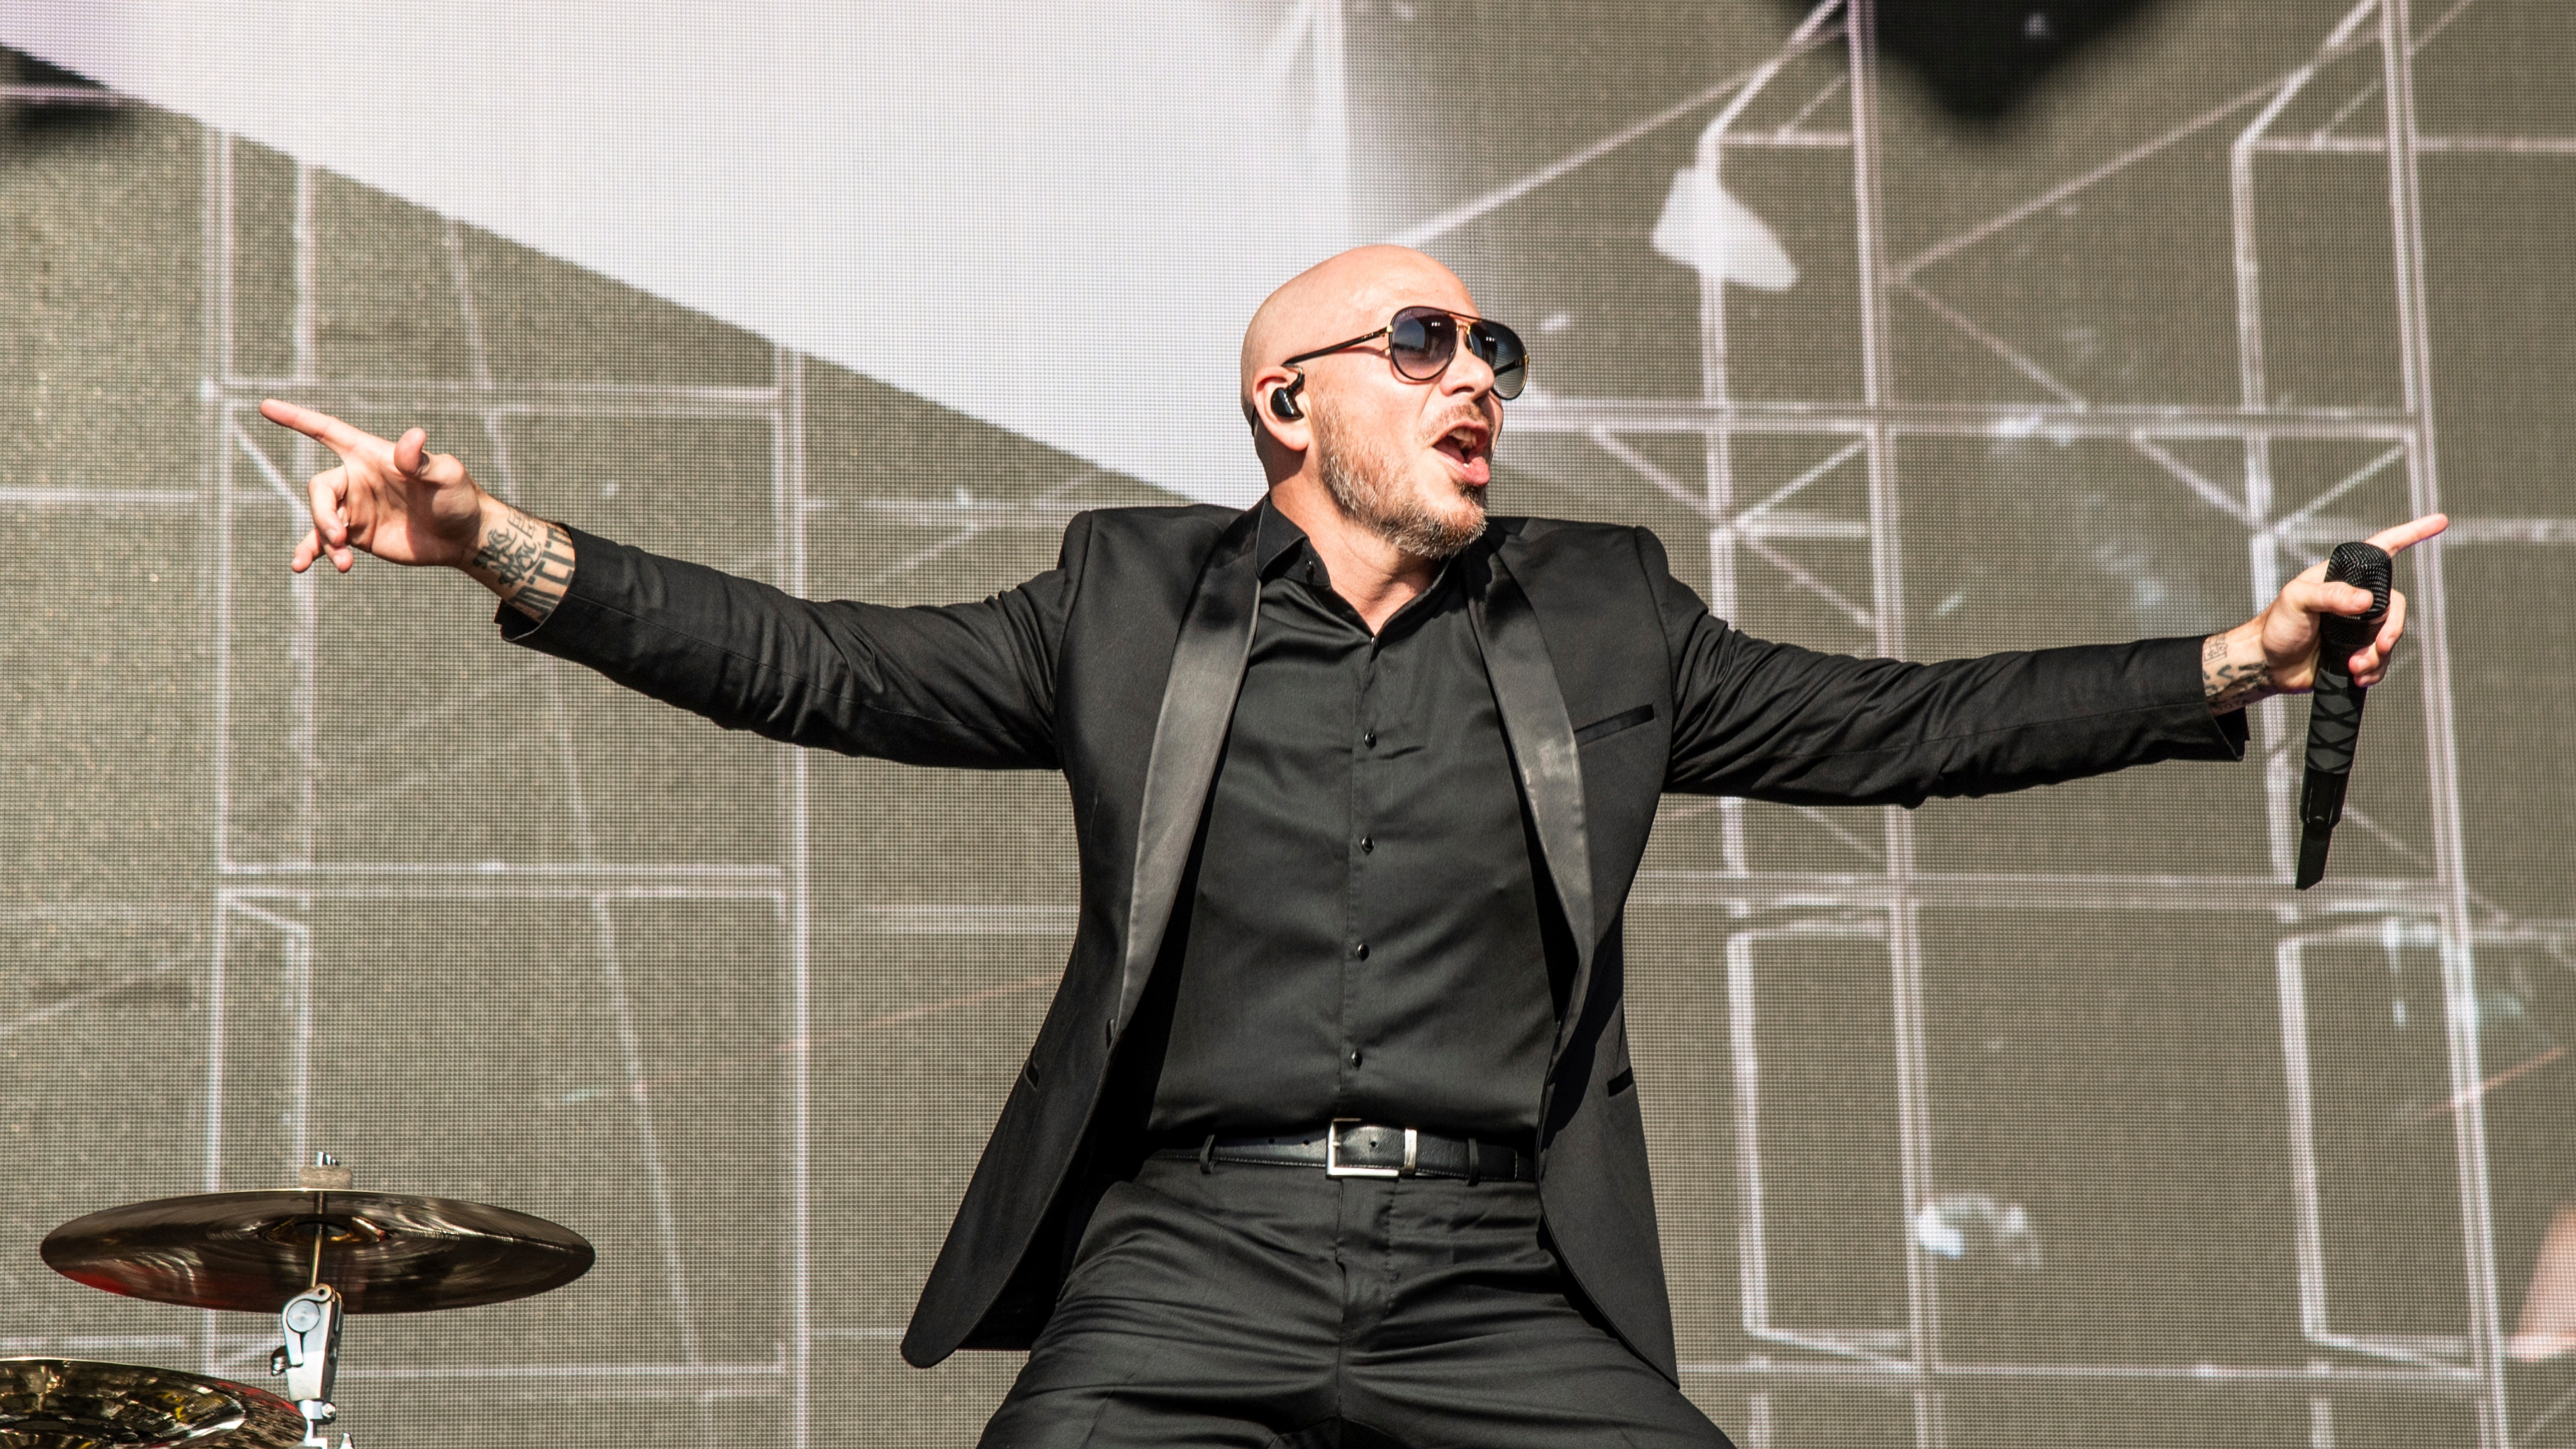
[2294,542,2393,889]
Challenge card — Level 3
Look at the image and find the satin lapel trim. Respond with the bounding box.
[1115,506,1264,1029]
[1470,546,1599,1045]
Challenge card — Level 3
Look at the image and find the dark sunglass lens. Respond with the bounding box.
[1388,307,1456,380]
[1473,320,1529,400]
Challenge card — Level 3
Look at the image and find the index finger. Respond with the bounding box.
[258,397,380,457]
[2365,512,2448,558]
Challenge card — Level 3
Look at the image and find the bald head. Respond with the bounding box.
[1239,245,1479,426]
[1238,245,1502,580]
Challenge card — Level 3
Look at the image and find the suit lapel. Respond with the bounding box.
[1468,542,1599,1053]
[1115,504,1265,1030]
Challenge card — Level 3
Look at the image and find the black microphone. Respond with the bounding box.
[2294,541,2393,889]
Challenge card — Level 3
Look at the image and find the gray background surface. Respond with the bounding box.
[4,1,2573,1445]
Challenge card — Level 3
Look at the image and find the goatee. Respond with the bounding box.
[1313,405,1487,561]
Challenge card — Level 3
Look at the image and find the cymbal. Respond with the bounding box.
[0,1358,305,1448]
[42,1191,594,1315]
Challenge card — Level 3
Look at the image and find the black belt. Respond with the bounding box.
[1151,1121,1538,1184]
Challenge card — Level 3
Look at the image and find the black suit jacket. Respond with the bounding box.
[509,501,2246,1380]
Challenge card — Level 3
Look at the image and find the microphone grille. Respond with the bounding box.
[2324,541,2393,620]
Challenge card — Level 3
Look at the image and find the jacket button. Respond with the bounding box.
[1353,942,1370,960]
[1361,730,1377,748]
[1359,835,1374,854]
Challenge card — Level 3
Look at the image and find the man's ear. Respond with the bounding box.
[1248,367,1311,485]
[1251,367,1312,450]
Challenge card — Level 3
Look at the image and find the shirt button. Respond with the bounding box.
[1349,1050,1363,1068]
[1353,942,1370,959]
[1359,835,1374,854]
[1362,730,1377,748]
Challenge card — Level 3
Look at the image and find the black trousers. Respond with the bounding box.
[978,1155,1736,1448]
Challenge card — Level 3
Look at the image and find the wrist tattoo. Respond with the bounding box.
[472,510,577,623]
[2203,632,2276,715]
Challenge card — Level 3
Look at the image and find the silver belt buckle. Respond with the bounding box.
[1326,1119,1413,1179]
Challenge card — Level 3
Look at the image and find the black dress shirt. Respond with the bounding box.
[1131,506,1559,1138]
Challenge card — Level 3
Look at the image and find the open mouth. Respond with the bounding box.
[1432,424,1491,484]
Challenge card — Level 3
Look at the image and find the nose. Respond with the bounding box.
[1444,337,1498,401]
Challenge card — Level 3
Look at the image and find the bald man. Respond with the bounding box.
[264,244,2440,1448]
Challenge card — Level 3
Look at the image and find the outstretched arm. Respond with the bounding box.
[1655,513,2446,806]
[2199,513,2446,714]
[258,397,1075,770]
[263,397,576,623]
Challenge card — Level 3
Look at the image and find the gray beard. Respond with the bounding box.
[1313,406,1487,561]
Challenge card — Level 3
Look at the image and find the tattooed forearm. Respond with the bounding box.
[466,505,578,623]
[471,512,545,584]
[2203,631,2277,715]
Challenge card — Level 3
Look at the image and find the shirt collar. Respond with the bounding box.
[1254,494,1309,578]
[1253,494,1463,628]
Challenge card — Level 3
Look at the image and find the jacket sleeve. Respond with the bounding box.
[496,513,1091,771]
[1641,529,2247,805]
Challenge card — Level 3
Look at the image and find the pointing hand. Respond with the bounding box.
[260,398,488,573]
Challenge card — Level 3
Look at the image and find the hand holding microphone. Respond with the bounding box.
[2196,513,2447,886]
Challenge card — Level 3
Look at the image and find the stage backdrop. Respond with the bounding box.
[5,2,2574,1445]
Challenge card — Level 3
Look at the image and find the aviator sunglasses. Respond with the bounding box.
[1283,305,1529,401]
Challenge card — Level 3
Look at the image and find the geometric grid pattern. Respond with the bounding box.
[1398,1,2570,1443]
[200,130,812,1437]
[7,3,2575,1446]
[181,137,1191,1448]
[0,104,1166,1448]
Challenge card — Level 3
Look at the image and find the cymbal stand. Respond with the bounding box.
[272,1284,350,1448]
[267,1153,356,1449]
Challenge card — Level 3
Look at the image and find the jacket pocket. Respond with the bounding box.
[1573,703,1655,747]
